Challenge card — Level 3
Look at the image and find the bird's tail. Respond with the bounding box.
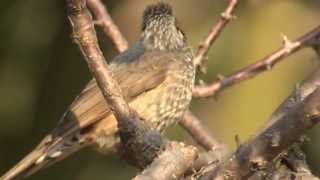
[1,134,90,180]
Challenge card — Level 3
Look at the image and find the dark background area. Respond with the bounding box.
[0,0,320,179]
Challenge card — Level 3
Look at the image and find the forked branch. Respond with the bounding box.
[87,0,128,52]
[193,26,320,97]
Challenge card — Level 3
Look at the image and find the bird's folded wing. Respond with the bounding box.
[51,51,178,139]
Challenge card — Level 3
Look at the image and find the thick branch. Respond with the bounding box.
[134,142,197,180]
[194,0,238,66]
[87,0,128,52]
[248,146,320,180]
[199,67,320,179]
[66,0,162,168]
[273,146,320,180]
[193,25,320,97]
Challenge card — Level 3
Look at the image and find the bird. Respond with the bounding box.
[1,2,195,179]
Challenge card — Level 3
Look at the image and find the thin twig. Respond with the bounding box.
[181,0,238,150]
[193,25,320,97]
[193,0,238,66]
[180,110,226,151]
[199,67,320,179]
[87,0,128,52]
[180,112,232,177]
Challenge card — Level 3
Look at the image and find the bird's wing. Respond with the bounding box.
[0,51,180,180]
[51,51,172,138]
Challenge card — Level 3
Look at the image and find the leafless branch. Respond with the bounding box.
[193,0,238,66]
[180,111,231,175]
[66,0,163,168]
[180,0,238,150]
[66,0,133,131]
[181,110,229,152]
[193,25,320,97]
[87,0,128,52]
[199,67,320,179]
[133,142,197,180]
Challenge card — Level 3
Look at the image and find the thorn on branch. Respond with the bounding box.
[266,63,272,70]
[216,74,225,81]
[310,34,320,56]
[235,134,241,148]
[199,63,208,74]
[281,34,296,54]
[198,79,207,86]
[220,12,237,21]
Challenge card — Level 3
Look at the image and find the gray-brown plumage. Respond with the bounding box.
[1,2,195,180]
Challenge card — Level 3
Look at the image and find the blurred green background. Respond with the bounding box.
[0,0,320,179]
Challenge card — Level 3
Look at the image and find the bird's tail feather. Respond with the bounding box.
[1,135,89,180]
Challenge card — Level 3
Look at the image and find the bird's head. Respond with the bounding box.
[141,2,187,51]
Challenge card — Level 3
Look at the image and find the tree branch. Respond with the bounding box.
[199,67,320,179]
[181,110,229,153]
[247,145,320,180]
[180,111,232,176]
[193,0,238,66]
[179,0,238,151]
[133,142,197,180]
[87,0,128,52]
[193,25,320,97]
[66,0,163,168]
